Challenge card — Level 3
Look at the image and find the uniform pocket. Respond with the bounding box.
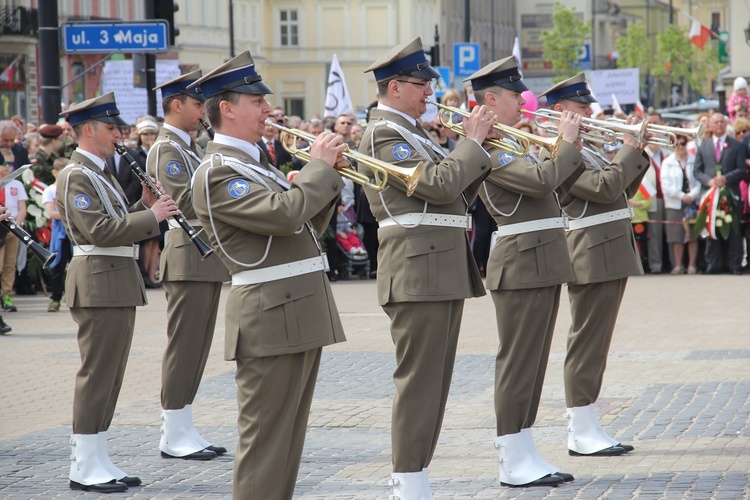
[516,231,560,283]
[585,225,627,277]
[259,274,317,348]
[404,231,459,296]
[90,257,130,302]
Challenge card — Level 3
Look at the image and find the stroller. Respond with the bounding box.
[335,216,371,280]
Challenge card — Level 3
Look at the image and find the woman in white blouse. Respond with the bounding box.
[660,137,701,274]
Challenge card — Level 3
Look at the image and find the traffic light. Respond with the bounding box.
[154,0,179,45]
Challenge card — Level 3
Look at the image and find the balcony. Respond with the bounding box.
[0,7,38,37]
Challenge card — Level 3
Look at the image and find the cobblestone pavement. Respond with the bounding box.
[0,275,749,498]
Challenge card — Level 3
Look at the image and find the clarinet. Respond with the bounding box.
[0,216,57,269]
[200,119,215,140]
[113,144,214,261]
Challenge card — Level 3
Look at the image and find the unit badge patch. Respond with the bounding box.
[166,161,181,176]
[498,152,516,166]
[392,143,412,161]
[228,179,250,199]
[73,194,91,210]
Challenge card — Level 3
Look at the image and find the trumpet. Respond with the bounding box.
[427,100,564,158]
[523,108,622,145]
[265,120,425,196]
[605,118,705,148]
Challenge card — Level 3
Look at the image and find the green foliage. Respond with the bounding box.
[540,2,591,82]
[615,23,650,79]
[654,24,719,92]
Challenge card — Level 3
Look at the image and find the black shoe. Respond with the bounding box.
[501,473,564,487]
[161,449,217,460]
[205,445,227,455]
[569,445,626,457]
[118,476,142,487]
[556,471,575,482]
[69,479,128,493]
[618,443,635,452]
[0,318,10,334]
[143,278,162,289]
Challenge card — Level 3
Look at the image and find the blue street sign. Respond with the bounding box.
[433,66,451,98]
[575,44,591,71]
[61,21,170,54]
[453,43,480,78]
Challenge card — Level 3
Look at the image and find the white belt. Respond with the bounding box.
[231,254,329,286]
[566,207,634,231]
[168,218,201,230]
[378,213,472,230]
[73,245,139,259]
[494,217,567,237]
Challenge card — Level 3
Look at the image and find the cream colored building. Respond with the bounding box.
[176,0,441,119]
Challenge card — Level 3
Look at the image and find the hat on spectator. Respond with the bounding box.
[465,55,528,92]
[539,72,597,106]
[188,51,272,99]
[59,92,128,127]
[365,36,441,82]
[734,77,748,92]
[136,119,159,135]
[37,124,63,139]
[155,69,205,101]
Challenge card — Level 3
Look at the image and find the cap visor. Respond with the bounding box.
[503,80,530,93]
[570,94,597,104]
[99,116,129,126]
[407,66,441,80]
[232,81,274,95]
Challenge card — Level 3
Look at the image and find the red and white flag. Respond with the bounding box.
[698,186,719,239]
[688,18,711,49]
[611,93,624,115]
[638,177,657,200]
[0,56,20,84]
[635,98,645,118]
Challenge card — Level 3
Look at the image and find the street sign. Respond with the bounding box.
[433,66,451,98]
[575,44,591,71]
[453,43,480,78]
[60,21,170,54]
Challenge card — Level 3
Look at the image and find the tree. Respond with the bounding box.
[540,2,591,83]
[654,24,711,94]
[615,23,650,77]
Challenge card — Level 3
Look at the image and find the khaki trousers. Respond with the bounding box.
[565,278,628,407]
[70,306,136,434]
[161,280,222,409]
[1,234,20,296]
[383,299,464,472]
[233,348,321,500]
[492,286,561,435]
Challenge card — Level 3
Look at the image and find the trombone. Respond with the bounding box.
[523,108,623,146]
[265,121,425,196]
[426,99,564,158]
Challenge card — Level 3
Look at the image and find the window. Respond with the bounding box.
[284,98,304,118]
[279,9,299,47]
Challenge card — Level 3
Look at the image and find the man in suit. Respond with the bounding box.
[57,93,180,493]
[539,74,647,457]
[359,36,495,498]
[256,119,294,170]
[0,120,30,170]
[105,137,142,204]
[694,112,747,274]
[189,51,348,499]
[147,71,231,461]
[468,57,585,487]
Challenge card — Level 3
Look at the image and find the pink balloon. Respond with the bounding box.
[521,90,539,118]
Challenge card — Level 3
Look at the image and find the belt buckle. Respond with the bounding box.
[133,244,140,259]
[465,213,473,230]
[321,253,330,272]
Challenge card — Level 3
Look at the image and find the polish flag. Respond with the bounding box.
[611,93,624,115]
[689,19,711,49]
[638,177,656,200]
[635,99,645,118]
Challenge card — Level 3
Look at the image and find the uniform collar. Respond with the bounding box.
[213,133,261,164]
[162,123,192,147]
[377,102,417,126]
[75,147,107,171]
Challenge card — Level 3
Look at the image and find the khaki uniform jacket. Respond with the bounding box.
[358,108,492,305]
[57,150,160,307]
[480,141,585,291]
[191,142,346,360]
[146,128,229,282]
[559,143,649,284]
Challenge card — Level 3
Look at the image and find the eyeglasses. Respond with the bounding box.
[396,79,431,90]
[677,141,688,146]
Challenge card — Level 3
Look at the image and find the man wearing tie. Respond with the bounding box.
[693,113,747,274]
[106,135,142,204]
[147,71,231,461]
[257,119,293,169]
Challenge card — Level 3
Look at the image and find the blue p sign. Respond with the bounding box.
[453,43,480,78]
